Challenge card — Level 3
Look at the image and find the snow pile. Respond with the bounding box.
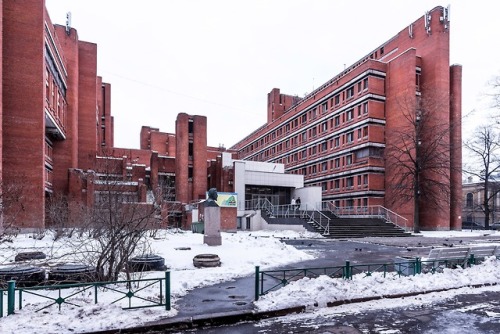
[0,230,316,334]
[254,256,500,311]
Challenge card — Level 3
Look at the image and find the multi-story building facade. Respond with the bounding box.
[230,6,462,231]
[1,1,113,229]
[462,178,500,228]
[0,2,230,230]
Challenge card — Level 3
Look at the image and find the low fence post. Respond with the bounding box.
[415,257,421,275]
[468,254,475,266]
[345,261,351,280]
[165,271,171,311]
[255,266,260,301]
[7,280,15,315]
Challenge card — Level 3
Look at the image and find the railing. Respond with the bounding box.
[301,206,331,235]
[254,254,494,300]
[1,273,171,317]
[245,198,274,215]
[322,202,409,231]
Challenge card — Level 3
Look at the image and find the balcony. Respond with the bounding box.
[45,108,66,140]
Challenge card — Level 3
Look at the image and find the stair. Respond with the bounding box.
[307,217,412,238]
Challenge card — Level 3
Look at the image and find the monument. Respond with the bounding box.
[203,188,222,246]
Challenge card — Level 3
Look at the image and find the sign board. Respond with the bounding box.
[206,192,237,207]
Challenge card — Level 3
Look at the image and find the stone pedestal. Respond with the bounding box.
[204,206,222,246]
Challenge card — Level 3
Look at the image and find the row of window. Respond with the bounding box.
[252,124,370,163]
[244,78,371,154]
[45,67,67,131]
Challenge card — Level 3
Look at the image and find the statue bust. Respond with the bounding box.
[206,188,219,207]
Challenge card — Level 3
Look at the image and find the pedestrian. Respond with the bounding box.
[290,197,296,211]
[295,197,301,211]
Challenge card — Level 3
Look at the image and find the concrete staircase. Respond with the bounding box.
[308,217,413,238]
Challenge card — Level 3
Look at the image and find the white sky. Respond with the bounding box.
[43,0,500,149]
[1,229,500,333]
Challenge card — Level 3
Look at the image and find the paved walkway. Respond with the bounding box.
[81,233,500,333]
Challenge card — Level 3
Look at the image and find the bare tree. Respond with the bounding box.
[385,93,454,232]
[0,180,26,242]
[463,125,500,229]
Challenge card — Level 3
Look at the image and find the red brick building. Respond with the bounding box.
[0,3,461,232]
[230,6,462,230]
[0,2,231,230]
[1,1,113,229]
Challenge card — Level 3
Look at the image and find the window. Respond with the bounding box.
[346,177,354,188]
[322,182,327,191]
[301,149,307,159]
[322,102,328,113]
[311,127,317,138]
[466,193,473,208]
[322,121,328,132]
[347,86,354,99]
[334,179,340,189]
[363,78,368,90]
[334,158,340,169]
[310,146,317,156]
[322,141,328,151]
[302,131,307,142]
[346,132,354,143]
[334,116,340,127]
[416,70,421,91]
[322,162,328,171]
[312,165,317,174]
[334,137,340,148]
[346,109,353,121]
[334,94,340,105]
[346,154,352,165]
[302,114,307,123]
[311,108,317,119]
[363,102,369,114]
[363,174,368,185]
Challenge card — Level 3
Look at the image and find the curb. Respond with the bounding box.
[82,282,499,333]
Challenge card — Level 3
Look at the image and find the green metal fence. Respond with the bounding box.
[255,254,493,300]
[1,272,170,317]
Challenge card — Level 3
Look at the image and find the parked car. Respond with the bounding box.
[490,222,500,230]
[462,221,484,230]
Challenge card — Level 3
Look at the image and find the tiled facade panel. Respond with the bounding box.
[3,0,46,228]
[175,113,190,204]
[192,115,207,201]
[449,65,463,230]
[77,41,98,170]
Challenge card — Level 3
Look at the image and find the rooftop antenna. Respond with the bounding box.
[66,12,72,35]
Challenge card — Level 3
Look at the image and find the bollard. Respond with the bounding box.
[255,266,260,301]
[7,280,15,315]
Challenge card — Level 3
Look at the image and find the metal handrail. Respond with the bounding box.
[320,202,409,231]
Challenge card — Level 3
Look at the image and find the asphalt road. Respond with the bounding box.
[183,289,500,333]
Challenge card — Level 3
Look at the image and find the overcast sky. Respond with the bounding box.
[44,0,500,149]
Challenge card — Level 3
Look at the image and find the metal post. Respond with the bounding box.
[415,257,421,275]
[7,280,15,315]
[255,266,260,301]
[469,254,475,266]
[345,261,351,279]
[0,289,3,317]
[165,271,171,311]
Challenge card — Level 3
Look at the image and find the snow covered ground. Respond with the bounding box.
[0,229,500,333]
